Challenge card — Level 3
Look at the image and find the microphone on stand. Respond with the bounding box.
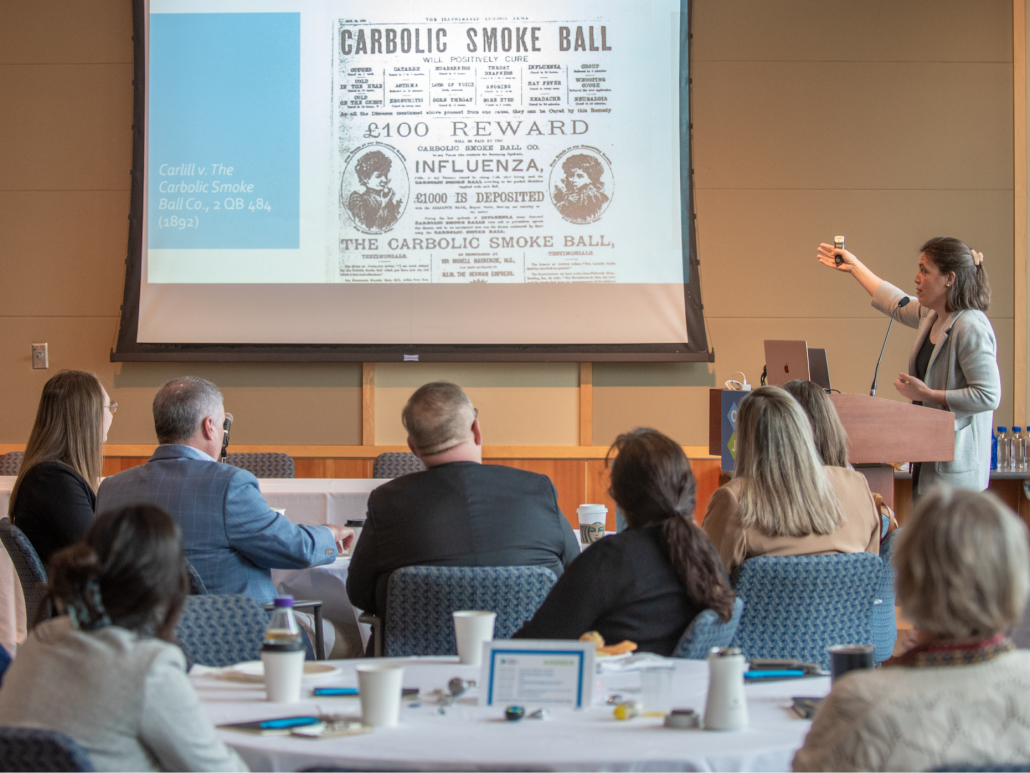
[870,297,910,396]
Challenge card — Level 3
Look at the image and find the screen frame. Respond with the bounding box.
[112,0,711,363]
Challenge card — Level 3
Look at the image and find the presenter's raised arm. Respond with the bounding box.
[817,243,884,297]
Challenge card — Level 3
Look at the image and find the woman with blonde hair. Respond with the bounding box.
[793,488,1030,771]
[703,386,879,575]
[9,370,114,564]
[782,379,849,468]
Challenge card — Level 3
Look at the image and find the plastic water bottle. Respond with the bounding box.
[998,427,1011,471]
[265,596,302,644]
[991,430,999,471]
[1017,427,1028,472]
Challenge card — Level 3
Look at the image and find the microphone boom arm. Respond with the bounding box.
[870,297,910,397]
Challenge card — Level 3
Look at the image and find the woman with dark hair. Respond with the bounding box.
[10,370,114,564]
[782,380,850,468]
[514,428,735,655]
[818,237,1001,493]
[0,505,247,772]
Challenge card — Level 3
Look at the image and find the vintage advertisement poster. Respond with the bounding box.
[333,9,683,285]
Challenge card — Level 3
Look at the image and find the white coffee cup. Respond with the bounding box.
[704,647,749,731]
[452,610,496,666]
[577,504,608,545]
[260,642,305,703]
[355,664,405,727]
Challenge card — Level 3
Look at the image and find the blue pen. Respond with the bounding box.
[744,669,805,679]
[258,716,321,730]
[313,687,359,697]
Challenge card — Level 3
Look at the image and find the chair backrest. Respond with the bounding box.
[673,597,745,659]
[184,560,207,595]
[0,727,95,772]
[174,594,267,667]
[0,452,23,477]
[224,452,295,478]
[0,518,50,623]
[372,452,426,479]
[384,565,557,657]
[730,553,882,670]
[871,528,902,663]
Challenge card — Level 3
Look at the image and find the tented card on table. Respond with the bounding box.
[479,640,594,708]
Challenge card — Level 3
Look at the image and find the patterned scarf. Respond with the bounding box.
[890,632,1014,668]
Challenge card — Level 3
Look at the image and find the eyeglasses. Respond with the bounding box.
[104,402,118,414]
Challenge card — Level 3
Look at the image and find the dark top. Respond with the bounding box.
[11,461,96,566]
[914,333,934,382]
[513,525,705,656]
[346,461,580,616]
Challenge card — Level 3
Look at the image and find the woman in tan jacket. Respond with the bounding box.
[703,386,880,575]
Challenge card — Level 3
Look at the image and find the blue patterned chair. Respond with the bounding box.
[0,518,50,623]
[380,565,557,657]
[224,452,295,478]
[0,727,95,771]
[0,452,23,477]
[871,528,901,663]
[174,594,268,667]
[730,553,882,670]
[672,597,745,659]
[372,452,426,479]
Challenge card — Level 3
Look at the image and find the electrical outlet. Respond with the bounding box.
[31,343,48,369]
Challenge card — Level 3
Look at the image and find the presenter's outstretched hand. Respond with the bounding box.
[815,242,884,297]
[816,242,857,272]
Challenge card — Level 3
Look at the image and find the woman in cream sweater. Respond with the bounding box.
[703,386,880,575]
[793,487,1030,771]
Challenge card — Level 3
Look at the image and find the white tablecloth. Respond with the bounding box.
[272,557,371,651]
[0,477,385,652]
[196,658,828,772]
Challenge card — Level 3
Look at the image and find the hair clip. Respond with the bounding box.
[972,251,984,267]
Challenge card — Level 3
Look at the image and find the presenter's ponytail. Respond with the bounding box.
[921,236,991,312]
[607,429,735,622]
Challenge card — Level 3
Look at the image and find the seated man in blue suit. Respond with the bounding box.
[347,381,580,632]
[97,377,353,650]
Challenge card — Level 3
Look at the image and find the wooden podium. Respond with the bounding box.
[708,390,955,508]
[830,394,954,507]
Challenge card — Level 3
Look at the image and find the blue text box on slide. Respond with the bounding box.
[148,12,300,249]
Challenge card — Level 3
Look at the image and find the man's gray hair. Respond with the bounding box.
[402,382,475,456]
[153,376,223,445]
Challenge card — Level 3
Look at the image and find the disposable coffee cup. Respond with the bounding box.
[452,610,496,666]
[355,664,405,727]
[828,644,875,683]
[577,504,607,545]
[260,641,305,703]
[345,519,364,556]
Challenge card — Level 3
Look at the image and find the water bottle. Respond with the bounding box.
[1010,427,1022,472]
[1018,427,1029,472]
[991,430,999,471]
[998,427,1011,472]
[265,596,302,644]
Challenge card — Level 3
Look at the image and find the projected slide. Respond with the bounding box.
[146,0,685,287]
[127,0,701,349]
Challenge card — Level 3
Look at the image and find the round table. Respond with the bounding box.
[195,657,828,771]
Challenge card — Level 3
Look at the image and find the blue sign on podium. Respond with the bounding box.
[721,390,743,472]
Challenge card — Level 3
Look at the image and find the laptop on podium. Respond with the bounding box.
[763,340,832,390]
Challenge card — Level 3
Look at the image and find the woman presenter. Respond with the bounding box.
[817,237,1001,494]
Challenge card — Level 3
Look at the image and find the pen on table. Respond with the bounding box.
[258,716,321,729]
[743,669,806,679]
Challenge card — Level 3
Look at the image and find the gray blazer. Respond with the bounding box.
[872,281,1001,493]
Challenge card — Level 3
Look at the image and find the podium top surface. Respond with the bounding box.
[829,393,955,464]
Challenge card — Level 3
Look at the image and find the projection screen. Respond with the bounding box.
[113,0,709,361]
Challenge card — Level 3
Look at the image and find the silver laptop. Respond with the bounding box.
[764,340,810,386]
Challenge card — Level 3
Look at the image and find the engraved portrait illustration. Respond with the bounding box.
[343,148,405,234]
[550,151,612,224]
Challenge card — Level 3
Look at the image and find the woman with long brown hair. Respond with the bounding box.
[818,236,1000,494]
[0,504,246,772]
[9,370,114,564]
[514,428,735,656]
